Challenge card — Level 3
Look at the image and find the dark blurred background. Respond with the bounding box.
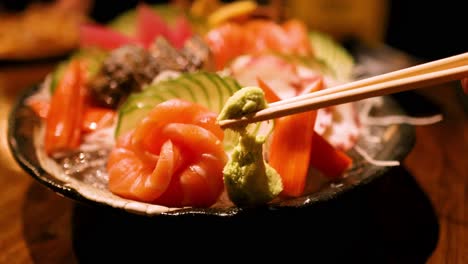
[385,0,467,61]
[1,0,466,61]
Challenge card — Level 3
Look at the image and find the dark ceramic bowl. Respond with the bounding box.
[8,82,415,218]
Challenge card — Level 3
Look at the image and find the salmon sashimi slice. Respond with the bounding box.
[133,99,224,154]
[205,19,312,69]
[108,138,183,202]
[162,123,226,163]
[155,153,226,207]
[107,99,227,207]
[204,22,246,70]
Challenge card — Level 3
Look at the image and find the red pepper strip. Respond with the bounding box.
[45,60,87,155]
[310,132,353,179]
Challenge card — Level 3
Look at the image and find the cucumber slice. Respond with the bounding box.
[177,74,210,108]
[308,31,355,81]
[156,79,197,101]
[204,73,225,111]
[122,92,171,112]
[116,105,155,137]
[214,73,239,94]
[117,71,240,135]
[132,79,197,108]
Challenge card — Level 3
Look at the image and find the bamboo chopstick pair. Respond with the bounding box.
[218,52,468,129]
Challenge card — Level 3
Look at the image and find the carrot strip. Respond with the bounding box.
[44,60,86,154]
[28,98,116,135]
[300,77,352,178]
[256,77,281,102]
[299,77,323,95]
[70,69,87,147]
[268,110,317,197]
[258,76,351,195]
[258,77,317,197]
[81,107,116,133]
[310,132,353,179]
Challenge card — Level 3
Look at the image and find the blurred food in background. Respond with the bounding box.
[284,0,389,45]
[0,0,92,60]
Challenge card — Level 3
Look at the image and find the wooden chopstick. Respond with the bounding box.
[269,52,468,108]
[218,52,468,129]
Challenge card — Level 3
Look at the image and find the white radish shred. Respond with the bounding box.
[353,96,443,166]
[80,125,116,152]
[358,96,443,126]
[359,129,383,144]
[359,97,381,120]
[353,145,400,167]
[362,114,443,126]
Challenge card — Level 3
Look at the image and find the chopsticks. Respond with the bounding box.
[218,52,468,129]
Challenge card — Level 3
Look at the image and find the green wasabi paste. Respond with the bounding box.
[218,86,283,207]
[217,86,268,121]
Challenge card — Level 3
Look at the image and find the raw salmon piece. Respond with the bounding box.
[161,123,226,163]
[107,99,227,207]
[133,99,223,154]
[205,22,246,70]
[155,153,226,207]
[281,19,312,55]
[204,19,313,69]
[108,139,183,202]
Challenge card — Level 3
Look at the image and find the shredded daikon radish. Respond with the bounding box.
[353,145,400,167]
[358,96,443,126]
[359,97,382,120]
[362,114,443,126]
[80,125,116,152]
[359,129,383,143]
[354,96,442,167]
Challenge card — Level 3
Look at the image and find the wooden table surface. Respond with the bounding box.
[0,59,466,263]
